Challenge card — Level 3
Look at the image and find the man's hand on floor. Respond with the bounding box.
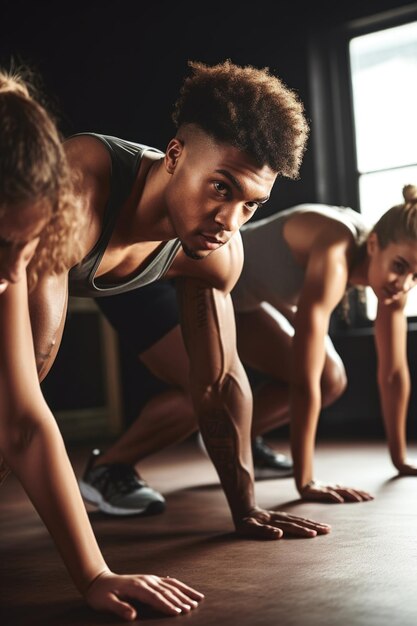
[235,507,331,539]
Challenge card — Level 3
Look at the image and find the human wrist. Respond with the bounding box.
[299,478,320,494]
[80,567,112,596]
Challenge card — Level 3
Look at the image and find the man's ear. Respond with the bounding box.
[367,231,379,256]
[165,138,185,174]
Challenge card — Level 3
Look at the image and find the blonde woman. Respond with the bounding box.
[232,189,417,501]
[0,70,203,621]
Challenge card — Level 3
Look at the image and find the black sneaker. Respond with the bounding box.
[252,436,293,480]
[79,449,166,516]
[197,433,293,480]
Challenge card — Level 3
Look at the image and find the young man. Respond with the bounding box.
[33,60,329,539]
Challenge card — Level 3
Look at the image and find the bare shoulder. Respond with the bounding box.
[171,231,243,293]
[64,135,111,251]
[64,135,111,177]
[285,210,356,261]
[64,135,111,204]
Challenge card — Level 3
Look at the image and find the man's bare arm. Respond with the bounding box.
[176,274,331,539]
[176,276,255,522]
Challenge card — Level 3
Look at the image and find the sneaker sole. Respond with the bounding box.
[79,480,166,516]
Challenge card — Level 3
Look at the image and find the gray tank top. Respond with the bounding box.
[232,203,370,312]
[68,133,182,297]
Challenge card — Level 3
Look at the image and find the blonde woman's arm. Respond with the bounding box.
[374,298,417,475]
[290,239,373,502]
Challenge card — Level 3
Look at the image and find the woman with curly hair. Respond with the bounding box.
[0,70,203,621]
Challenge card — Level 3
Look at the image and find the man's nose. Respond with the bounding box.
[214,203,242,232]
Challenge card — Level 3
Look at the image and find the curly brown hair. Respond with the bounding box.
[172,60,309,178]
[372,185,417,248]
[0,70,82,290]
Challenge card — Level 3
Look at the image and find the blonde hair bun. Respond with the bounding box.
[403,184,417,205]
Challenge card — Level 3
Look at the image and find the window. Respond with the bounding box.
[349,20,417,319]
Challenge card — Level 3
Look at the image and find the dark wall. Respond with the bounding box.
[3,0,414,212]
[3,0,416,438]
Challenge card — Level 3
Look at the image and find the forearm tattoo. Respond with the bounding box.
[200,409,236,471]
[199,386,255,518]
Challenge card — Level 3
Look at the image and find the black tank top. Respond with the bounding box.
[68,133,181,297]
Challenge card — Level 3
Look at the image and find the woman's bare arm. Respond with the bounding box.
[290,238,373,502]
[375,298,417,475]
[0,277,203,619]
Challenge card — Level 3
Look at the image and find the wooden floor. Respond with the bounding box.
[1,438,417,626]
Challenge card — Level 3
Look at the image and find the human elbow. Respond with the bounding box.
[377,368,410,393]
[0,413,41,458]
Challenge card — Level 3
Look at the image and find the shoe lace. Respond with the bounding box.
[96,464,146,496]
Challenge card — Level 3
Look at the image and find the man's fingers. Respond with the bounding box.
[270,521,317,537]
[239,517,284,540]
[270,512,331,534]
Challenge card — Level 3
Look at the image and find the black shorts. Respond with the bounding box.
[95,278,180,356]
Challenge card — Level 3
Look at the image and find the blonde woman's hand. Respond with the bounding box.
[84,571,204,621]
[396,460,417,476]
[300,480,374,503]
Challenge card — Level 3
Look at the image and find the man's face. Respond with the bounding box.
[163,129,277,260]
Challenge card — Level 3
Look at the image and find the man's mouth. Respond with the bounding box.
[199,233,227,250]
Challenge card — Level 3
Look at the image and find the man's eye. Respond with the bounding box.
[245,201,260,211]
[214,181,229,196]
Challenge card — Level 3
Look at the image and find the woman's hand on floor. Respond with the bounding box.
[235,507,331,540]
[396,460,417,476]
[84,571,204,621]
[300,480,374,503]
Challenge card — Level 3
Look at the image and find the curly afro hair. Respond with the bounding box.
[172,60,309,178]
